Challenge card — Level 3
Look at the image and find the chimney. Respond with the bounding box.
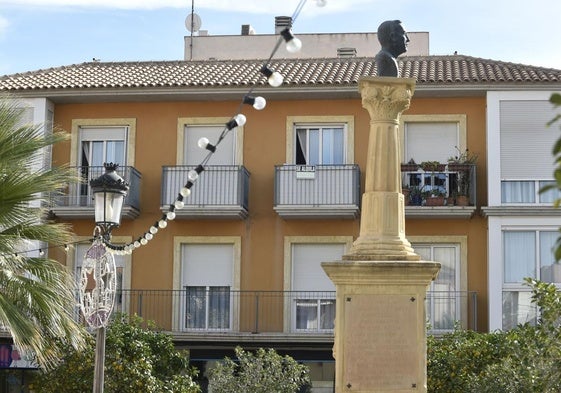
[275,16,292,34]
[241,24,256,35]
[337,47,357,58]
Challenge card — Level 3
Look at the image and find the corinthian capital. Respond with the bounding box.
[359,77,416,121]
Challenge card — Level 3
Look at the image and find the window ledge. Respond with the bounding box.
[481,206,561,217]
[405,206,476,219]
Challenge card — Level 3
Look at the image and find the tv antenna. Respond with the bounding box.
[186,0,202,60]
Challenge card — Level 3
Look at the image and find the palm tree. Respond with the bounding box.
[0,95,87,369]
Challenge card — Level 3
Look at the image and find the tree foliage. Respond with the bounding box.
[208,346,311,393]
[32,314,200,393]
[0,95,87,368]
[428,279,561,392]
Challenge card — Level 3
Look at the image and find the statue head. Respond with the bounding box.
[377,20,409,58]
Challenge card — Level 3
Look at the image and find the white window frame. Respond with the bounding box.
[286,116,354,165]
[501,226,560,329]
[399,114,467,165]
[70,118,136,167]
[409,236,468,331]
[283,236,353,333]
[173,236,241,332]
[488,216,561,330]
[487,91,559,207]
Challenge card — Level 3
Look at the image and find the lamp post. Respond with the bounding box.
[79,163,129,393]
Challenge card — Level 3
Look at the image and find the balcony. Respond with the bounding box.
[71,289,478,343]
[274,165,361,219]
[401,163,477,218]
[49,166,141,220]
[161,165,249,219]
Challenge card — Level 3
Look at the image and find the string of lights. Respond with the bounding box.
[3,0,327,259]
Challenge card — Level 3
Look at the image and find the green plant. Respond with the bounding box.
[420,161,444,172]
[31,314,200,393]
[208,347,311,393]
[447,146,478,165]
[427,279,561,393]
[0,95,87,369]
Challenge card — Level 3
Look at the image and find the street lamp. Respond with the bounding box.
[80,163,128,393]
[90,163,129,237]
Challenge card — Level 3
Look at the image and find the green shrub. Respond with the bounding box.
[427,279,561,393]
[208,347,311,393]
[31,314,200,393]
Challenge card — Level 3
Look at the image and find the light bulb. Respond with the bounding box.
[234,113,246,127]
[167,211,176,220]
[253,96,266,110]
[140,238,148,246]
[187,170,199,181]
[158,219,168,229]
[198,137,210,149]
[180,187,191,197]
[145,233,153,241]
[268,72,283,87]
[286,37,302,53]
[149,226,158,235]
[134,241,141,248]
[174,200,184,209]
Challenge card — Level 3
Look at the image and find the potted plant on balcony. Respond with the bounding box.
[401,158,419,172]
[408,185,423,206]
[423,189,446,206]
[447,146,478,172]
[420,160,446,172]
[447,146,478,206]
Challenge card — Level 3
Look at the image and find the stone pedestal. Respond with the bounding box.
[323,261,440,392]
[322,77,440,393]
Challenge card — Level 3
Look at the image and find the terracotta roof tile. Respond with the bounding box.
[1,55,560,93]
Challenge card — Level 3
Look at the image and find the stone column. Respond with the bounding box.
[322,77,440,393]
[345,77,419,261]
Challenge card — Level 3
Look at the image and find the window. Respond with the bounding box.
[295,125,345,165]
[177,117,244,166]
[500,101,558,204]
[70,119,136,167]
[414,244,460,331]
[502,230,559,329]
[400,115,466,163]
[286,116,354,165]
[70,119,136,205]
[176,238,241,332]
[284,237,352,333]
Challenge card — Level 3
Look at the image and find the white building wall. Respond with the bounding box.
[486,90,561,330]
[184,31,430,61]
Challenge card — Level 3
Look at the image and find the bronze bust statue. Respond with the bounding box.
[375,20,409,77]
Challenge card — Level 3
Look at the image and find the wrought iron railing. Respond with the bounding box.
[401,164,476,206]
[49,165,141,210]
[81,289,478,335]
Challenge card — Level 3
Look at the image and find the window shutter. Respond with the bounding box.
[184,125,235,165]
[182,244,233,286]
[292,243,343,291]
[500,101,557,179]
[405,122,458,163]
[80,127,127,141]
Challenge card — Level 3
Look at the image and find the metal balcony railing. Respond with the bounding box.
[274,164,361,218]
[161,165,249,219]
[401,163,476,207]
[49,165,141,219]
[74,289,476,335]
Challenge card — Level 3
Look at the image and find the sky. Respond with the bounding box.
[0,0,561,76]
